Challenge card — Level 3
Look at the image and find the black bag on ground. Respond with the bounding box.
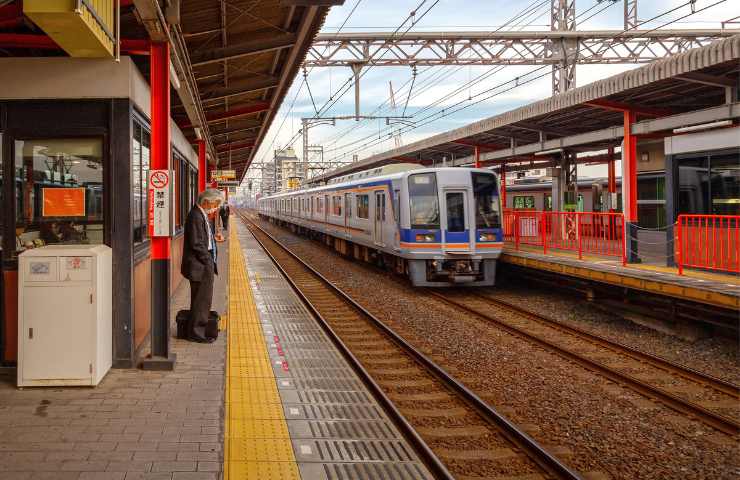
[175,310,190,339]
[205,311,220,340]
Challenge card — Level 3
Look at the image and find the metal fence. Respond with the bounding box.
[676,214,740,275]
[503,210,625,263]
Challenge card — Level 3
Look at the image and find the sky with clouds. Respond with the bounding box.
[245,0,739,182]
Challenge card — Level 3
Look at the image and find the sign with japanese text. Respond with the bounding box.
[211,170,236,182]
[148,169,171,237]
[42,188,86,217]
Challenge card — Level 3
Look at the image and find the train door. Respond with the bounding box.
[442,189,471,251]
[324,195,329,226]
[374,190,385,246]
[344,193,351,231]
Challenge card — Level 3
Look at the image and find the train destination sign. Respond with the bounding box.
[148,169,171,237]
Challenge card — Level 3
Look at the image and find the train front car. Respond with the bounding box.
[401,168,503,286]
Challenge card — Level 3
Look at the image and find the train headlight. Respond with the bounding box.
[415,233,436,242]
[478,233,497,242]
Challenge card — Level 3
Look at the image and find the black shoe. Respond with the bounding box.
[188,334,209,343]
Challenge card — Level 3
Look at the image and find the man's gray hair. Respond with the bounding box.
[197,188,224,206]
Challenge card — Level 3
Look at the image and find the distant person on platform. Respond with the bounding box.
[182,188,223,343]
[220,202,230,231]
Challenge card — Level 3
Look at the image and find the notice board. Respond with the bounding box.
[42,188,86,217]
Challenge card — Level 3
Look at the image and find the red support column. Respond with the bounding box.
[474,145,481,168]
[607,145,616,212]
[500,162,507,210]
[143,41,175,370]
[623,110,639,263]
[197,140,206,192]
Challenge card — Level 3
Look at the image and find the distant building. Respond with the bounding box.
[261,161,276,196]
[274,147,305,191]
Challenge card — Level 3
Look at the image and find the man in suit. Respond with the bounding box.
[220,203,230,231]
[182,188,223,343]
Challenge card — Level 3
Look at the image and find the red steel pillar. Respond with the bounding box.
[197,140,206,192]
[474,145,481,168]
[623,110,638,263]
[143,41,175,370]
[607,145,616,212]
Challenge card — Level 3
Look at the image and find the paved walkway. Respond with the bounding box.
[0,238,229,480]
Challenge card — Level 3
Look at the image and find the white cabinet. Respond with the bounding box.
[18,245,112,387]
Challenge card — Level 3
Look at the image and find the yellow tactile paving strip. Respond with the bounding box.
[224,228,301,480]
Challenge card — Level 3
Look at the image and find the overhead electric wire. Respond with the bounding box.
[324,0,623,156]
[249,0,364,172]
[277,0,443,152]
[327,0,706,159]
[329,0,726,162]
[319,0,616,150]
[317,0,551,149]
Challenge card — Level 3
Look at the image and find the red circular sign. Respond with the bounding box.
[150,171,169,189]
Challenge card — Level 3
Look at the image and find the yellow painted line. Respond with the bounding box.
[224,228,300,480]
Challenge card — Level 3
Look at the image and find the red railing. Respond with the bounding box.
[676,214,740,275]
[503,210,625,263]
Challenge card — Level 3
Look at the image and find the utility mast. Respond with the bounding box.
[388,81,403,149]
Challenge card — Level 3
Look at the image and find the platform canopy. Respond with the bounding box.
[308,34,740,182]
[0,0,342,182]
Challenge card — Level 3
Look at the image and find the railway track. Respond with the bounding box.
[237,212,582,480]
[427,290,740,437]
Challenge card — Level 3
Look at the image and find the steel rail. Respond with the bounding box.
[236,213,454,480]
[237,211,582,480]
[427,290,740,437]
[473,292,740,398]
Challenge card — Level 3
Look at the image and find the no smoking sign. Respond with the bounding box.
[148,169,171,237]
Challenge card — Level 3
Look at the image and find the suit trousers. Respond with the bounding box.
[188,261,215,339]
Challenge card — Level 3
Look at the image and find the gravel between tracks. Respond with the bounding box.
[252,215,739,480]
[484,281,740,386]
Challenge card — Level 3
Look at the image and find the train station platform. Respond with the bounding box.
[0,222,433,479]
[500,245,740,310]
[226,222,433,479]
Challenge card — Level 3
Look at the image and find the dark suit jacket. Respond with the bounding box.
[182,206,218,281]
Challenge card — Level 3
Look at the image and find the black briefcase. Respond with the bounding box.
[175,310,190,339]
[206,311,220,340]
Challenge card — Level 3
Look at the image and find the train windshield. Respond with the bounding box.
[472,172,500,228]
[409,173,440,229]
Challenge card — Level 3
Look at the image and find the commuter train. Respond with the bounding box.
[257,164,503,286]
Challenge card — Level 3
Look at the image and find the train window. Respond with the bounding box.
[544,194,552,211]
[345,194,352,218]
[446,192,465,232]
[333,196,342,216]
[13,137,105,257]
[472,173,500,228]
[393,189,400,222]
[356,195,369,219]
[408,173,440,229]
[513,195,535,209]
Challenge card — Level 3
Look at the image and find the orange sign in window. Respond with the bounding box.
[42,188,86,217]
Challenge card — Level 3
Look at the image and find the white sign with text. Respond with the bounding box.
[148,169,171,237]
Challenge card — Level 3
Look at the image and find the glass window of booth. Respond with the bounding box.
[710,153,740,215]
[132,122,151,244]
[13,138,104,257]
[677,152,740,216]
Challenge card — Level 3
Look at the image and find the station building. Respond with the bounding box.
[0,0,336,367]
